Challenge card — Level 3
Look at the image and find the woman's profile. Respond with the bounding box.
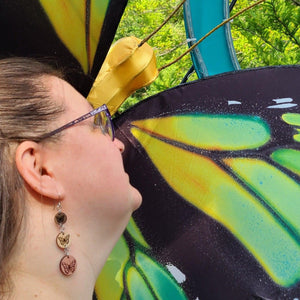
[0,57,142,299]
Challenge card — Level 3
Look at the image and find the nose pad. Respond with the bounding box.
[114,138,125,153]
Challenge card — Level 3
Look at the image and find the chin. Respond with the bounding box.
[130,186,142,211]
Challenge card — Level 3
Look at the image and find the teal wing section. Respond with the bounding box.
[184,0,240,78]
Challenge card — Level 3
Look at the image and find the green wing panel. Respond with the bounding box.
[131,125,300,287]
[132,114,270,150]
[224,158,300,237]
[271,149,300,176]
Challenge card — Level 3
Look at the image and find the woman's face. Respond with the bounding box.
[44,76,142,233]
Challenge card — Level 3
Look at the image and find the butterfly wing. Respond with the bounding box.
[110,65,300,299]
[0,0,127,95]
[183,0,240,78]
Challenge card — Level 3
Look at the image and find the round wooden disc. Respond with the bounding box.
[59,255,77,276]
[56,232,71,249]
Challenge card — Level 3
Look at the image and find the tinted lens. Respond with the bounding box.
[94,110,114,140]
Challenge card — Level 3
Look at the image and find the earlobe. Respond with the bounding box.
[15,141,64,200]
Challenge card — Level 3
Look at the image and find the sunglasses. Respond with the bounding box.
[39,104,115,141]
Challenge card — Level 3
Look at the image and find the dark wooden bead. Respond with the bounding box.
[54,212,67,225]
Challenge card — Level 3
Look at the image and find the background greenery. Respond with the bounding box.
[114,0,299,113]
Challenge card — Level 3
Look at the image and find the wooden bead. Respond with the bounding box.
[54,212,67,225]
[60,255,77,276]
[56,232,71,249]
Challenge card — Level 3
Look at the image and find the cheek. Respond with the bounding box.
[81,174,133,221]
[79,147,127,196]
[56,136,130,204]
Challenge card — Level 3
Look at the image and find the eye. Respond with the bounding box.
[94,112,107,134]
[93,110,114,140]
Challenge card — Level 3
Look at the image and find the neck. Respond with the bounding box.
[10,198,125,300]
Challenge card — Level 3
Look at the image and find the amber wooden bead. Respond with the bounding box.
[56,232,71,249]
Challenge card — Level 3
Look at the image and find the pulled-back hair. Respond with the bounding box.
[0,57,65,294]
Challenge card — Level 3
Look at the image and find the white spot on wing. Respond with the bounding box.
[166,263,186,283]
[272,97,293,104]
[228,100,242,105]
[267,103,297,109]
[267,97,297,108]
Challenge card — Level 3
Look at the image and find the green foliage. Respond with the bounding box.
[114,0,299,113]
[231,0,299,68]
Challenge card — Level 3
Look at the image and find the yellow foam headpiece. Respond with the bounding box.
[87,36,158,115]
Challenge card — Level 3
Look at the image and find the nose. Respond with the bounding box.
[113,138,125,153]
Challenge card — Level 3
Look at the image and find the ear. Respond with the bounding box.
[15,141,64,200]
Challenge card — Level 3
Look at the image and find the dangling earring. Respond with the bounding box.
[55,201,77,276]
